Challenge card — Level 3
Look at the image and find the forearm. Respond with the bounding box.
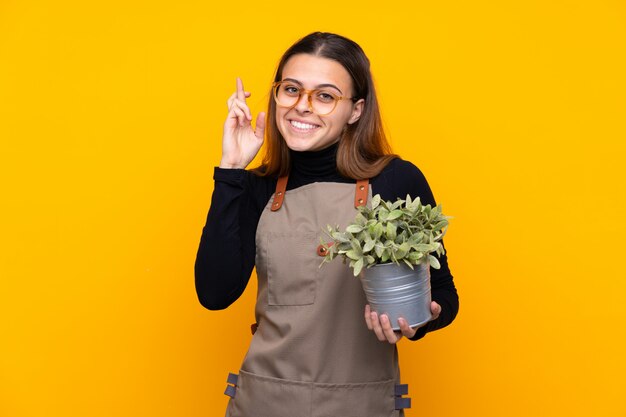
[409,251,459,340]
[194,168,257,310]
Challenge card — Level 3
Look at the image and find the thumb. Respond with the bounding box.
[254,112,266,140]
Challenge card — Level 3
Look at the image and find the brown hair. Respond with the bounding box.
[252,32,397,180]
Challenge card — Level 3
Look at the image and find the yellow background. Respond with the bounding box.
[1,1,625,416]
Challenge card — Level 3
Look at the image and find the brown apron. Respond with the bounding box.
[223,178,411,417]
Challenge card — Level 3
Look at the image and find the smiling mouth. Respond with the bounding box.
[289,120,320,132]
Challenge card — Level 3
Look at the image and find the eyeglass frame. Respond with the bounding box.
[272,80,359,116]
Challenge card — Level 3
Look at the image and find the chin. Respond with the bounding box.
[284,139,316,152]
[282,132,340,153]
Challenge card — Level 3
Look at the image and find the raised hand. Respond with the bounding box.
[220,77,266,169]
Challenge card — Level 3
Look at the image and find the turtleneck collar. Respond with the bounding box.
[289,142,341,179]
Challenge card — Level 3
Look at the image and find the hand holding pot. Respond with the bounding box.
[364,302,442,344]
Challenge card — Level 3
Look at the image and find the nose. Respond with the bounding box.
[293,91,313,113]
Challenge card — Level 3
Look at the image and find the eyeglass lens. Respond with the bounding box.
[274,82,338,115]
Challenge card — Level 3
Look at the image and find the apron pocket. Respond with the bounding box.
[228,370,312,417]
[311,379,397,417]
[227,370,398,417]
[265,231,319,306]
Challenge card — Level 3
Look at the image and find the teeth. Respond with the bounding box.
[290,120,318,130]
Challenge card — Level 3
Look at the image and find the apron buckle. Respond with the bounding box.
[394,384,411,410]
[224,373,238,398]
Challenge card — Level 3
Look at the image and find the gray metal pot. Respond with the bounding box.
[360,262,432,331]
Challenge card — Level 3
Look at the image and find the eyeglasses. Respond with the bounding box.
[272,81,357,116]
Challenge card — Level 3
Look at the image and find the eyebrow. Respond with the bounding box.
[282,78,344,95]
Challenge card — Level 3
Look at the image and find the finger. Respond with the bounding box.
[227,92,237,108]
[431,301,442,320]
[229,107,246,127]
[236,77,246,101]
[231,98,252,121]
[380,314,400,343]
[370,312,386,342]
[225,105,241,125]
[254,112,266,140]
[398,318,417,338]
[364,305,373,330]
[227,92,251,110]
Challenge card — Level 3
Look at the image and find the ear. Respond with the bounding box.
[348,99,365,125]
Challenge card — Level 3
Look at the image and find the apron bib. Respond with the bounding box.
[224,178,410,417]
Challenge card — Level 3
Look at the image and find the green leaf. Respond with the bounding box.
[395,242,410,259]
[346,250,361,261]
[378,208,389,221]
[374,223,384,240]
[371,194,381,209]
[387,209,403,220]
[346,224,363,233]
[381,249,390,263]
[428,254,441,269]
[374,244,384,258]
[390,199,404,210]
[363,239,375,252]
[408,232,425,244]
[331,232,350,243]
[432,220,448,232]
[350,238,362,254]
[386,222,397,240]
[412,243,437,252]
[353,258,364,276]
[355,212,368,226]
[408,252,424,262]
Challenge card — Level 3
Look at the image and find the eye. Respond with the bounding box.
[316,91,337,103]
[282,84,300,96]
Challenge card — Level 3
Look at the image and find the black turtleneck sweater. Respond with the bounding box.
[195,143,459,341]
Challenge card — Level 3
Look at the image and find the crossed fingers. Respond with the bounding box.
[227,77,252,127]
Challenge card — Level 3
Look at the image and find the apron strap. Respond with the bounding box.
[271,176,369,211]
[354,179,369,208]
[271,176,289,211]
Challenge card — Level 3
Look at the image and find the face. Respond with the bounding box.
[275,54,364,152]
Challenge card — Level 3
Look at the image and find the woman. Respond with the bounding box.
[195,32,459,417]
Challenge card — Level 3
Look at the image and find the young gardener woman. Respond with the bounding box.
[195,32,459,417]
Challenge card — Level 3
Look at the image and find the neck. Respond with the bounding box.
[289,142,341,179]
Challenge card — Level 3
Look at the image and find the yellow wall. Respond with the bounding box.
[1,1,625,416]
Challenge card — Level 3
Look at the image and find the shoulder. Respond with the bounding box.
[385,157,428,179]
[372,157,436,205]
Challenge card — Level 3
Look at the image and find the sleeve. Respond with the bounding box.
[379,159,460,341]
[194,167,264,310]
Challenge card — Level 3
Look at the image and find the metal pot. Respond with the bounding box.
[360,262,432,331]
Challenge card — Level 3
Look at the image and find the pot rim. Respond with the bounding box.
[366,261,429,269]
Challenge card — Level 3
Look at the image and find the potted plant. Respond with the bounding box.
[320,194,450,330]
